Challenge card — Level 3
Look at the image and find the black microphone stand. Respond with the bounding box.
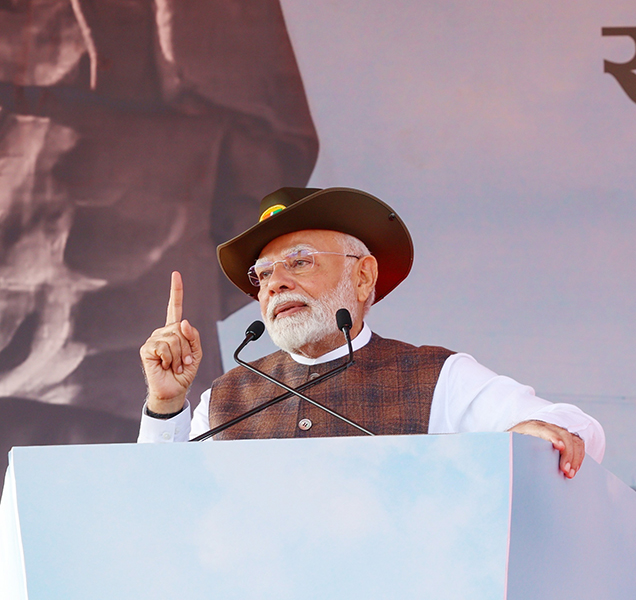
[190,311,374,441]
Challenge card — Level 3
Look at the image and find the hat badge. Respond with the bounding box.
[259,204,287,222]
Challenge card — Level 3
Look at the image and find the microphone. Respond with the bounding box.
[336,308,352,332]
[336,308,353,358]
[190,309,373,441]
[245,320,265,341]
[231,320,265,359]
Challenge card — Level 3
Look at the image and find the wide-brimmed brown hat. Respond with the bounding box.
[217,187,413,303]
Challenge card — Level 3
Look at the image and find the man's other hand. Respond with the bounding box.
[509,420,585,479]
[139,271,203,415]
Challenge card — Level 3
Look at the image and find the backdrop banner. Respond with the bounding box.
[1,1,635,489]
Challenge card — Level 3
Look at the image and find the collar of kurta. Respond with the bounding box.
[288,322,372,365]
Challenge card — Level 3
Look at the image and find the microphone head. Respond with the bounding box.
[245,320,265,341]
[336,308,353,332]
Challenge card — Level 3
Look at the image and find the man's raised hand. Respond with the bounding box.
[139,271,202,415]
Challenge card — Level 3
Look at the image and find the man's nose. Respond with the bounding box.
[266,261,296,293]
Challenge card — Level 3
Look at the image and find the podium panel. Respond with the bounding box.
[1,433,634,599]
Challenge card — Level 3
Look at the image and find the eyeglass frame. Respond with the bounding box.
[247,249,361,287]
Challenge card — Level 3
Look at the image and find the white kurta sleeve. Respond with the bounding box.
[190,389,212,439]
[428,353,605,463]
[137,400,192,443]
[136,389,212,443]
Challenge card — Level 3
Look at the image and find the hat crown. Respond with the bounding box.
[259,187,321,222]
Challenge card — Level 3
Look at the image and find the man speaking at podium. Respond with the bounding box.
[137,187,605,478]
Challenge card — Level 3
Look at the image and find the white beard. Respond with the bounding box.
[263,276,358,355]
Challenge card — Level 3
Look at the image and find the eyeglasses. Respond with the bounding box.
[248,249,361,287]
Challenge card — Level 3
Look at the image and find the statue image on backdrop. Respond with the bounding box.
[0,0,318,484]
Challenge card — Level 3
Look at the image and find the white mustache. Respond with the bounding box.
[265,292,314,322]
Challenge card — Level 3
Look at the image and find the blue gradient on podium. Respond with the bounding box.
[2,434,635,599]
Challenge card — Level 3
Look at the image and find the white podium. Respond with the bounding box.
[1,433,635,599]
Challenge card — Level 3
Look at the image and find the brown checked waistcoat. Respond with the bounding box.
[208,333,455,439]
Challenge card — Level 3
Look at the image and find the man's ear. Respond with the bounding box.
[355,255,378,303]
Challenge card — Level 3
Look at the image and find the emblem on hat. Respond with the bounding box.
[259,204,287,222]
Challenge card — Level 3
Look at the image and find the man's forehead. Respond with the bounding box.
[258,229,338,259]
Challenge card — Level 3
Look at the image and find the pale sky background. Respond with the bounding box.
[219,0,636,485]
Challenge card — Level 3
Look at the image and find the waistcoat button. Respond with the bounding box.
[298,418,312,430]
[308,372,320,380]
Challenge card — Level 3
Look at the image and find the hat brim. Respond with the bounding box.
[217,187,413,303]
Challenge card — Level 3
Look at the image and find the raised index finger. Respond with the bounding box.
[166,271,184,325]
